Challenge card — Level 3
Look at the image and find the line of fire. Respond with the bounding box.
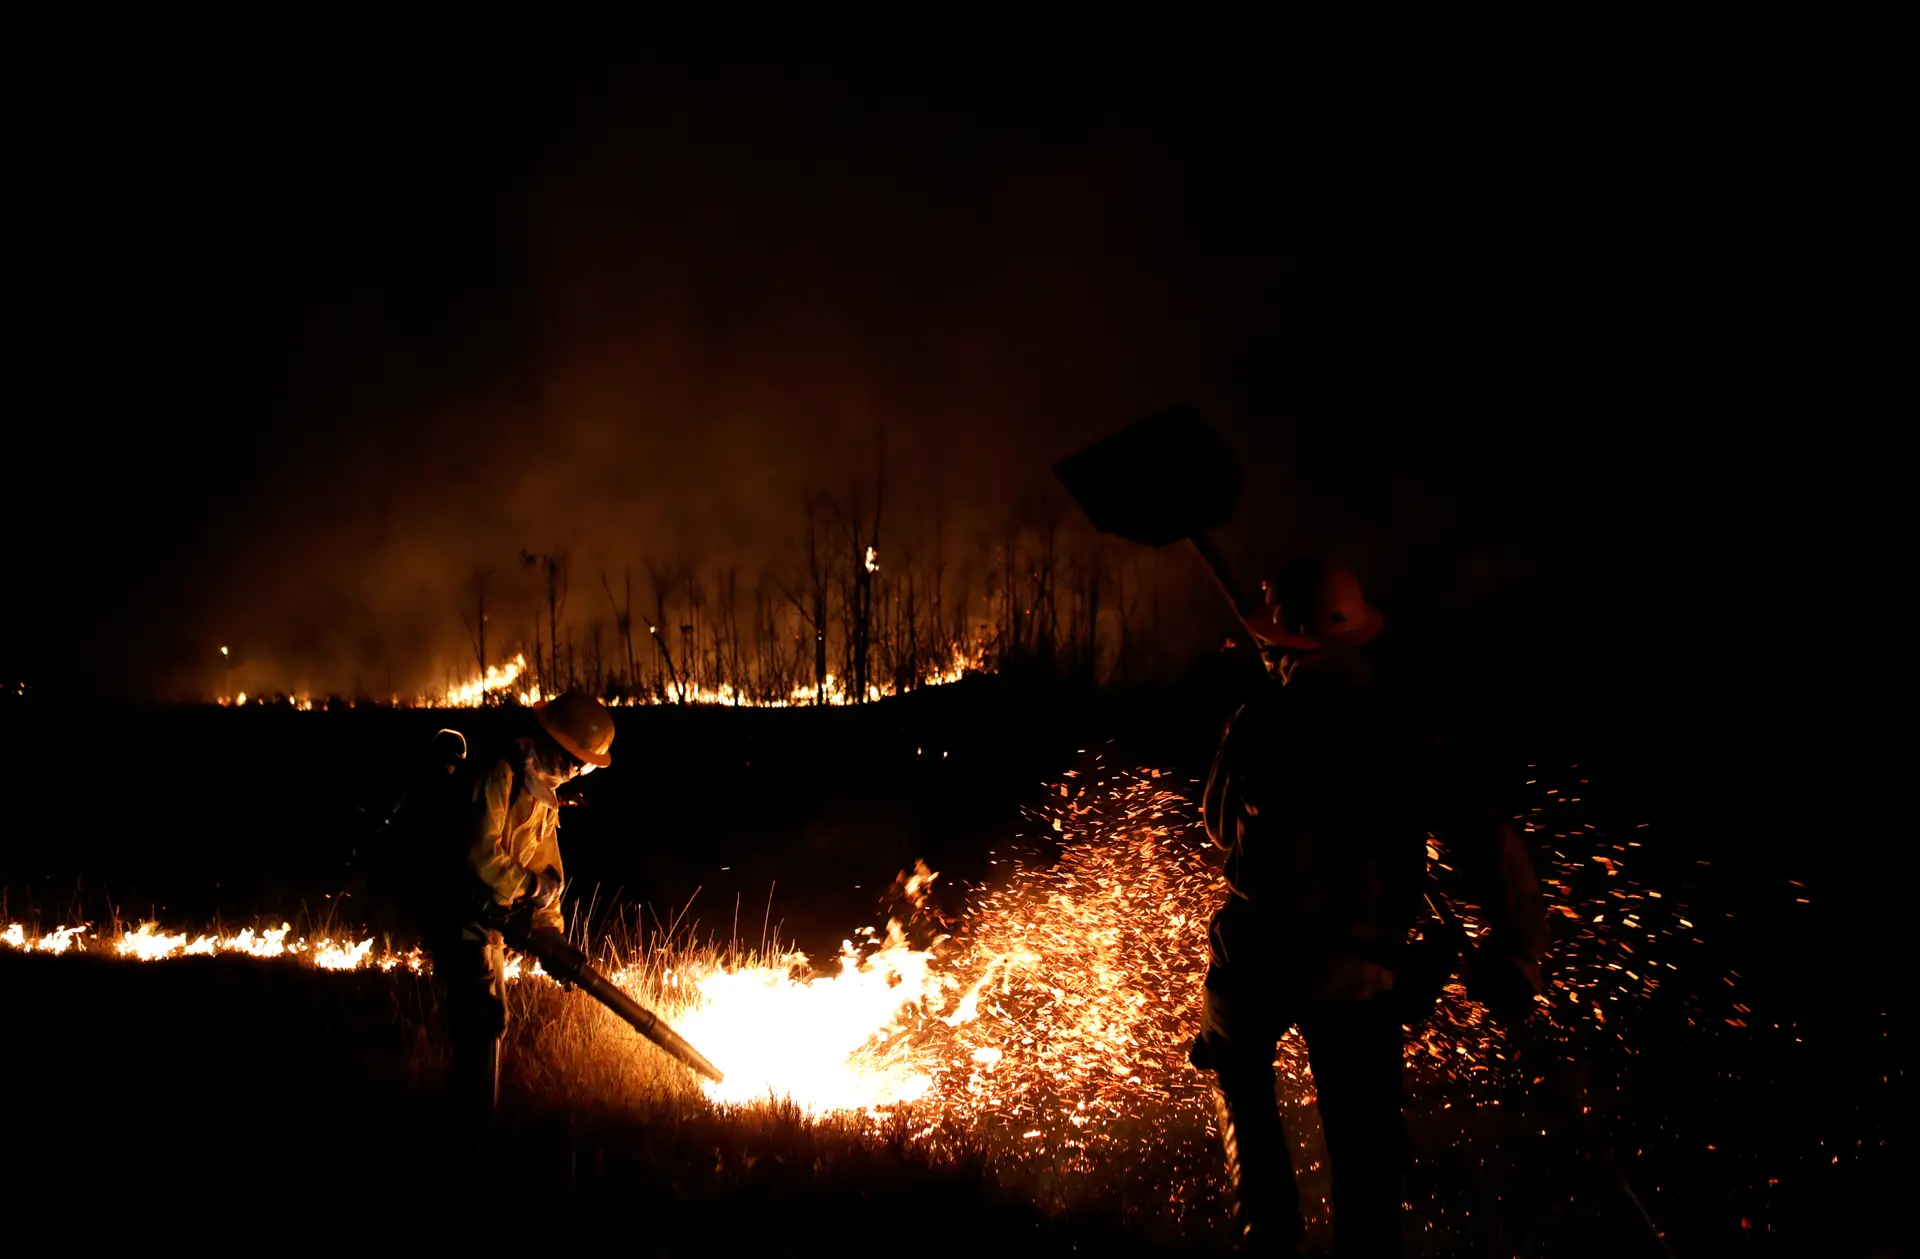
[203,499,1112,711]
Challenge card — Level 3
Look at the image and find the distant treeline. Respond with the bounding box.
[440,484,1204,708]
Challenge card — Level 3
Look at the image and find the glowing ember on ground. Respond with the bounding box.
[658,759,1685,1131]
[4,760,1699,1139]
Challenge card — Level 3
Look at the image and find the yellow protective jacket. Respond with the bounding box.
[465,752,566,934]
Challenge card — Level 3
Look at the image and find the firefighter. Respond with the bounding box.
[412,689,617,1132]
[1193,557,1548,1257]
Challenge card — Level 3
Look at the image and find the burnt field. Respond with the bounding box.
[0,656,1900,1256]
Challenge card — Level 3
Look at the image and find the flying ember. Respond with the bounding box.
[4,760,1690,1149]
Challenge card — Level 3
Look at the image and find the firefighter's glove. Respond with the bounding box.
[527,867,564,913]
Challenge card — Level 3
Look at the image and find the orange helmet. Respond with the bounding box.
[1248,556,1385,652]
[1243,600,1322,652]
[533,689,616,767]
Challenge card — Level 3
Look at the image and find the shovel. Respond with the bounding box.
[1053,405,1275,667]
[480,909,726,1084]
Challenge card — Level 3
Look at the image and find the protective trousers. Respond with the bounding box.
[428,923,507,1136]
[1194,907,1410,1257]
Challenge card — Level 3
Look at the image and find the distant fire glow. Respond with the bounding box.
[441,652,539,708]
[213,641,988,710]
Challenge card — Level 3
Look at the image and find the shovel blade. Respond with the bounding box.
[1052,406,1245,548]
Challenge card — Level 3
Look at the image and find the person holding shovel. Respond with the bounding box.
[372,689,616,1131]
[1193,556,1548,1257]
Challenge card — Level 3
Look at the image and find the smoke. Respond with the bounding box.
[150,53,1323,699]
[21,42,1593,702]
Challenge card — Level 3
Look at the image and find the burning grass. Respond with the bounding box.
[213,640,990,711]
[4,756,1717,1252]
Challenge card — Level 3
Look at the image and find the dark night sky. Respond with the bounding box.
[7,28,1864,707]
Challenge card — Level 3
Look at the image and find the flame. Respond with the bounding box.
[210,635,993,710]
[444,653,533,707]
[0,920,428,973]
[214,652,544,710]
[116,925,194,960]
[5,763,1685,1147]
[2,924,86,954]
[659,762,1696,1132]
[865,546,879,573]
[678,925,948,1113]
[605,639,989,709]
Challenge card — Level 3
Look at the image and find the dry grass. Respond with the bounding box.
[488,926,1230,1249]
[2,933,1798,1257]
[6,901,1781,1256]
[3,945,1164,1254]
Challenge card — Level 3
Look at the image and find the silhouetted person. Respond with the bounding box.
[1192,557,1547,1256]
[374,690,616,1134]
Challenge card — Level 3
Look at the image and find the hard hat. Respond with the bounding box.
[1254,556,1385,651]
[533,689,616,768]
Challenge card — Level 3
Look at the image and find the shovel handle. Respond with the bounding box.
[482,916,726,1083]
[1186,532,1267,648]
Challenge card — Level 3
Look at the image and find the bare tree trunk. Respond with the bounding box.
[763,583,775,695]
[930,495,946,664]
[528,617,544,697]
[682,565,703,693]
[753,578,773,701]
[624,570,638,693]
[781,494,834,705]
[459,568,493,699]
[521,549,568,695]
[809,501,829,703]
[843,457,884,703]
[1002,524,1019,659]
[902,566,919,690]
[840,533,857,699]
[601,567,639,698]
[866,443,884,702]
[721,568,742,697]
[952,560,972,666]
[648,566,687,703]
[849,520,871,704]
